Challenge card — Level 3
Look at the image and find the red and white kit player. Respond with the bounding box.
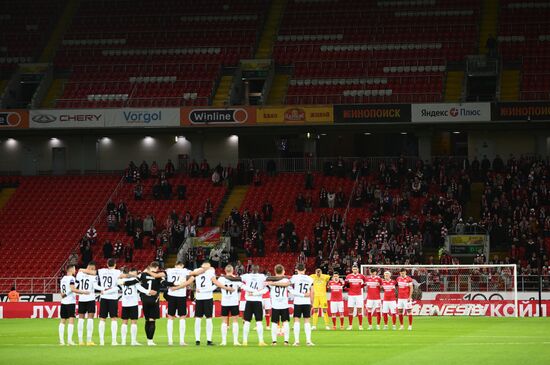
[328,272,345,330]
[396,268,414,330]
[262,289,272,327]
[364,268,383,330]
[345,264,366,330]
[380,271,397,330]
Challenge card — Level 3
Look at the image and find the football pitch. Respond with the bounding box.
[0,317,549,365]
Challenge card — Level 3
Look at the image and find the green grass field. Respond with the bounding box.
[0,317,549,365]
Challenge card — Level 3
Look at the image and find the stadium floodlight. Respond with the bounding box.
[361,264,518,317]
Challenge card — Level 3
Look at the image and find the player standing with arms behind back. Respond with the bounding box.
[381,271,397,330]
[327,272,345,330]
[59,264,90,346]
[310,268,331,330]
[266,264,291,346]
[396,268,414,330]
[345,264,366,330]
[365,268,383,330]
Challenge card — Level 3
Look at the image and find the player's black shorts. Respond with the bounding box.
[195,299,214,318]
[221,305,239,317]
[121,306,139,320]
[99,298,119,318]
[167,295,187,317]
[78,301,96,315]
[271,308,290,323]
[293,304,311,318]
[60,304,76,319]
[142,300,160,320]
[244,301,263,322]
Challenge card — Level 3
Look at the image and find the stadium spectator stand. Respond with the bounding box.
[54,0,268,108]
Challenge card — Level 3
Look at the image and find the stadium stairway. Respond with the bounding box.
[499,69,520,101]
[478,0,499,55]
[255,0,287,59]
[444,71,464,102]
[216,185,249,226]
[0,188,16,210]
[212,75,233,107]
[39,0,81,63]
[41,78,67,108]
[267,74,290,104]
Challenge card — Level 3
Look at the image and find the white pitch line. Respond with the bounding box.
[0,342,549,347]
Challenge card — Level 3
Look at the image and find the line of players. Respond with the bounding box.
[314,265,414,331]
[58,259,316,346]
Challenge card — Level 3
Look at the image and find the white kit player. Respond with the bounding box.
[217,264,252,346]
[59,264,90,346]
[119,268,153,346]
[97,258,122,346]
[190,262,234,346]
[76,261,109,346]
[265,264,291,346]
[165,261,194,346]
[240,265,268,346]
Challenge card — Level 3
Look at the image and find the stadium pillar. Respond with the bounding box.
[417,132,432,163]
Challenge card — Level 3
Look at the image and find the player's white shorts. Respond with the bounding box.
[397,299,412,310]
[239,301,246,312]
[263,298,272,311]
[347,295,364,308]
[382,300,397,314]
[330,301,344,314]
[365,299,381,310]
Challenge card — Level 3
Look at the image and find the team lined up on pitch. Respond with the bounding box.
[58,259,414,346]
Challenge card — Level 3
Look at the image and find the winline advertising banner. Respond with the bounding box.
[334,104,411,123]
[256,106,333,124]
[0,110,29,129]
[180,107,256,126]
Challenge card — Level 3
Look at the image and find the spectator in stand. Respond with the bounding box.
[253,170,262,186]
[305,171,314,189]
[134,182,143,200]
[189,159,199,177]
[156,246,165,269]
[103,240,113,259]
[117,200,127,220]
[86,226,97,245]
[212,169,221,186]
[492,154,504,173]
[327,190,336,208]
[150,161,159,178]
[143,214,155,236]
[113,240,123,258]
[68,250,79,266]
[165,159,175,177]
[481,155,491,174]
[262,201,273,221]
[200,159,210,178]
[106,200,116,214]
[107,212,117,231]
[302,236,311,256]
[125,214,135,236]
[486,34,497,58]
[7,287,19,302]
[80,240,93,267]
[296,193,305,212]
[140,160,149,179]
[335,187,346,208]
[196,212,205,227]
[204,198,213,224]
[319,187,328,207]
[304,193,313,213]
[133,227,143,249]
[290,231,300,252]
[161,180,172,200]
[124,243,133,263]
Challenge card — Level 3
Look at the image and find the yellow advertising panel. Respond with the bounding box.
[257,106,333,124]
